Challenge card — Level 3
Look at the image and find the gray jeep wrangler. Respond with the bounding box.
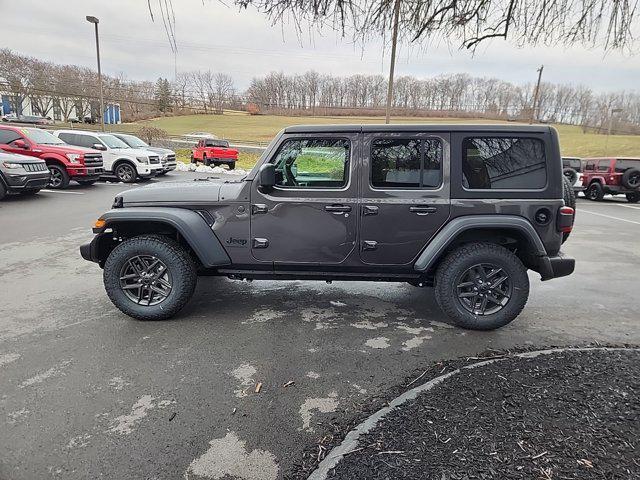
[81,125,575,330]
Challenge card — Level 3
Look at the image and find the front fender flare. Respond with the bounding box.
[89,207,231,268]
[413,215,547,273]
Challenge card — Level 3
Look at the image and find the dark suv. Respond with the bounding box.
[0,151,51,199]
[80,125,575,330]
[582,157,640,203]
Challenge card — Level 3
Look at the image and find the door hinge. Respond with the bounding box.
[362,240,378,251]
[252,238,269,249]
[252,204,268,214]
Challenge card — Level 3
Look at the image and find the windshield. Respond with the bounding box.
[98,134,130,149]
[22,128,65,145]
[117,134,149,148]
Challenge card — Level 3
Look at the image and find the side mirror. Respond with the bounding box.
[14,139,28,149]
[93,143,107,151]
[258,163,276,190]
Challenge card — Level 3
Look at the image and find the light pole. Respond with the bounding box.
[86,15,105,132]
[606,107,623,155]
[384,0,401,125]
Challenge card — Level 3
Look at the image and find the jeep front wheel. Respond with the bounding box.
[586,182,604,201]
[103,235,197,321]
[434,243,529,330]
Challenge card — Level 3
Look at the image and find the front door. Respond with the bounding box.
[250,133,358,265]
[359,132,451,265]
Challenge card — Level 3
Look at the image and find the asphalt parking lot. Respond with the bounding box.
[1,172,639,480]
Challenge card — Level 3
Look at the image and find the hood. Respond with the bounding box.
[0,151,43,163]
[35,144,101,155]
[113,147,161,158]
[143,146,175,156]
[119,179,223,206]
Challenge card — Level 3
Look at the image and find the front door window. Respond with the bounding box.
[272,138,350,189]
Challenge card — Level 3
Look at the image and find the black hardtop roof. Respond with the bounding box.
[283,124,553,134]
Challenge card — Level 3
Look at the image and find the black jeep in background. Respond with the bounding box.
[81,125,575,330]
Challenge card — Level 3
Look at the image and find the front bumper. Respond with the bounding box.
[80,237,99,263]
[69,166,104,179]
[4,171,51,191]
[162,162,177,172]
[538,252,575,281]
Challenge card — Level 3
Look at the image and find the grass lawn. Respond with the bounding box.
[138,112,640,170]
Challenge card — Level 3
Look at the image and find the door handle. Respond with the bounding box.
[362,240,378,251]
[325,204,352,213]
[409,206,437,215]
[252,204,268,214]
[362,205,379,216]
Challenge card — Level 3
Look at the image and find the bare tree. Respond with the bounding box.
[213,73,235,114]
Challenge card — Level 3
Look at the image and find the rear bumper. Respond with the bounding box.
[538,252,575,281]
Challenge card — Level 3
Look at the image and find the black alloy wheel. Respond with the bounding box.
[119,255,172,306]
[456,263,512,316]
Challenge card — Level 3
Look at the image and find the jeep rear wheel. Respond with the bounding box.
[626,192,640,203]
[48,164,70,189]
[434,243,529,330]
[115,163,136,183]
[586,182,604,201]
[103,235,197,321]
[228,162,236,170]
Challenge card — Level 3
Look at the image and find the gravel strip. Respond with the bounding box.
[326,349,639,479]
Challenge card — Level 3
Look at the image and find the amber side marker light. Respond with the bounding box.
[93,219,106,232]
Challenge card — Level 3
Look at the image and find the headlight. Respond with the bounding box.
[136,156,150,164]
[2,162,23,169]
[66,153,82,164]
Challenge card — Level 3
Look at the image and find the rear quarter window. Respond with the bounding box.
[462,137,547,190]
[615,159,640,173]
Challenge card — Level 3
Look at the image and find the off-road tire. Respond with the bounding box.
[561,175,576,243]
[156,171,167,176]
[626,192,640,203]
[48,164,70,189]
[103,235,197,321]
[586,182,604,201]
[434,243,529,331]
[621,168,640,189]
[0,182,7,200]
[228,162,236,170]
[114,162,137,183]
[563,167,578,184]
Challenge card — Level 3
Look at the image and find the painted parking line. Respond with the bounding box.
[40,189,85,195]
[580,209,640,226]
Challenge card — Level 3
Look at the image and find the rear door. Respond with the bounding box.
[250,132,358,265]
[359,131,451,265]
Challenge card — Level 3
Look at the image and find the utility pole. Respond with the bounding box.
[606,108,623,155]
[86,15,105,132]
[385,0,401,125]
[530,65,544,124]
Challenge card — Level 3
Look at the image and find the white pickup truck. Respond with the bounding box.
[54,130,164,183]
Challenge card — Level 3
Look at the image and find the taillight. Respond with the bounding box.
[557,206,574,233]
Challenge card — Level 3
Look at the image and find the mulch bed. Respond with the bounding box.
[326,349,639,480]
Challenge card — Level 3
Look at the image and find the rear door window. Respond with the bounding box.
[585,161,595,171]
[462,137,547,190]
[371,138,442,189]
[597,161,611,172]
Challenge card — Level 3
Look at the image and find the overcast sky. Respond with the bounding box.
[1,0,638,92]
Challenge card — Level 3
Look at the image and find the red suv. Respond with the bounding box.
[191,138,238,169]
[0,126,104,189]
[582,157,640,203]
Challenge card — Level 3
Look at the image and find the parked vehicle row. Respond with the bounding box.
[0,126,178,197]
[562,156,640,203]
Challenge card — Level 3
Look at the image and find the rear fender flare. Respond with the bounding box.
[98,207,231,267]
[413,215,547,273]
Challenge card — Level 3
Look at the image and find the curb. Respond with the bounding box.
[307,347,640,480]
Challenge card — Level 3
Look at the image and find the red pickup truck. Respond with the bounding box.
[191,139,238,170]
[0,126,104,188]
